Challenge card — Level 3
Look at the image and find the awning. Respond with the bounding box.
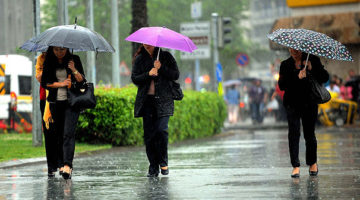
[269,11,360,49]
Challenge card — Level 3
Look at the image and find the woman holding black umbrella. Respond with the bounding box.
[41,46,85,179]
[131,44,179,177]
[278,48,329,178]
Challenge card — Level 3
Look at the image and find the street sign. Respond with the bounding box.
[191,2,202,19]
[236,53,249,67]
[216,62,222,82]
[0,64,6,95]
[180,21,210,60]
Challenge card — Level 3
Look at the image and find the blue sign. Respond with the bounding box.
[236,53,249,67]
[216,62,222,82]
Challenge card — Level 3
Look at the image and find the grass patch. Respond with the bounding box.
[0,133,112,163]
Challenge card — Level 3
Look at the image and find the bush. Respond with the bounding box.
[76,85,227,146]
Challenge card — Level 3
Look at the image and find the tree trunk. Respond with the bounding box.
[131,0,148,57]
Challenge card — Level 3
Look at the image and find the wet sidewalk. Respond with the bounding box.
[0,128,359,199]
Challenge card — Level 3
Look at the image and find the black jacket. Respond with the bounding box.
[278,54,329,106]
[41,55,85,103]
[131,47,179,118]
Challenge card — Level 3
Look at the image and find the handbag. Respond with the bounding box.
[170,81,183,101]
[68,81,96,111]
[308,74,331,104]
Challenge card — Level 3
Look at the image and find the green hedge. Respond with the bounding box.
[76,85,227,146]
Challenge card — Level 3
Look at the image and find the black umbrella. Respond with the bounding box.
[21,21,114,53]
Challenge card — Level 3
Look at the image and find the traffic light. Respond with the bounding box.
[217,17,232,48]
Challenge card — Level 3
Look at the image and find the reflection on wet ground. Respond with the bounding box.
[0,129,359,199]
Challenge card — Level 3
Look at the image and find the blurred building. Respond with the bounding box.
[0,0,34,54]
[249,0,291,48]
[244,0,291,87]
[270,0,360,79]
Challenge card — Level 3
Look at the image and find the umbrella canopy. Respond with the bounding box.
[21,40,48,52]
[267,28,353,62]
[125,27,197,53]
[21,25,115,52]
[223,79,241,87]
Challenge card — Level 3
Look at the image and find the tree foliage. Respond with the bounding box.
[40,0,252,85]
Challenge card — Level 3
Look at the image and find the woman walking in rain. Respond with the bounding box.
[41,46,85,179]
[36,52,62,178]
[131,44,179,177]
[278,48,329,178]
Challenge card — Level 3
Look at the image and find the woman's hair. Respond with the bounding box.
[132,46,144,64]
[44,46,72,69]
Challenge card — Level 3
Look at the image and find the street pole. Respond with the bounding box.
[211,13,219,91]
[32,0,42,146]
[111,0,120,87]
[57,0,68,25]
[194,19,200,91]
[64,0,68,25]
[86,0,96,84]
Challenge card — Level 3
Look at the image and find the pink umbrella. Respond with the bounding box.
[125,26,197,59]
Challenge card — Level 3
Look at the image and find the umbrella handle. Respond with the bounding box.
[156,48,161,60]
[304,53,310,70]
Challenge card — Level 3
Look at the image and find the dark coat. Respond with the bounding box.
[131,47,179,118]
[278,54,329,106]
[41,55,85,103]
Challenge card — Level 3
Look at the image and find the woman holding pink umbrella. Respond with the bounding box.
[127,27,196,177]
[131,44,179,177]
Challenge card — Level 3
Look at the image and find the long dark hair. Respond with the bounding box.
[132,45,144,64]
[43,46,72,69]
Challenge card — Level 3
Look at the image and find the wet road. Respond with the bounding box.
[0,128,359,199]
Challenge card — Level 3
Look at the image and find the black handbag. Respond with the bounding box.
[170,81,183,101]
[68,81,96,111]
[308,74,331,104]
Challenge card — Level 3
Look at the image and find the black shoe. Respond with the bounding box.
[147,173,159,177]
[161,167,169,175]
[291,168,300,178]
[309,164,318,176]
[291,173,300,178]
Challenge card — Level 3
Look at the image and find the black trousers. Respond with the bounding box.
[50,100,80,168]
[286,103,318,167]
[142,96,170,174]
[40,100,62,172]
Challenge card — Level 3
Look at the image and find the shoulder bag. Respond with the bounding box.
[308,74,331,104]
[68,80,96,111]
[170,81,183,101]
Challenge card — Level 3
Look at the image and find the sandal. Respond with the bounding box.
[62,166,72,180]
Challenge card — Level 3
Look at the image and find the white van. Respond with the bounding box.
[0,55,33,120]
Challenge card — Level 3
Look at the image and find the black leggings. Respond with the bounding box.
[286,104,318,167]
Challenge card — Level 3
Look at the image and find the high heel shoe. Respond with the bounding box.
[309,164,318,176]
[62,166,72,180]
[291,173,300,178]
[291,167,300,178]
[161,166,169,175]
